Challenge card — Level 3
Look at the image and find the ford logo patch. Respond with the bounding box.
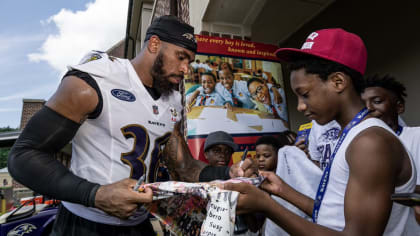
[111,89,136,102]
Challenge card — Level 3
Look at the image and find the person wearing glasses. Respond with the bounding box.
[247,78,287,121]
[203,131,237,167]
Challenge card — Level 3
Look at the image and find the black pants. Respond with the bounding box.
[51,205,156,236]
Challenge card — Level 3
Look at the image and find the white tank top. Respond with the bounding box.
[61,51,183,225]
[398,127,420,235]
[317,118,416,235]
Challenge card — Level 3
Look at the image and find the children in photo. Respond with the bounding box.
[186,72,232,112]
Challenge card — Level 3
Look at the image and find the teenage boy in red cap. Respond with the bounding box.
[223,28,416,235]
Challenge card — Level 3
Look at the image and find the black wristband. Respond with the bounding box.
[88,184,100,207]
[8,106,100,207]
[198,165,231,182]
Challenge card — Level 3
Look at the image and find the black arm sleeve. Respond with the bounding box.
[199,165,231,182]
[8,106,100,207]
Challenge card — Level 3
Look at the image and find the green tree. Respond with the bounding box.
[0,126,18,169]
[0,148,9,169]
[0,126,18,132]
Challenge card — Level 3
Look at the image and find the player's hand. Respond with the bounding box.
[222,182,271,214]
[259,171,291,198]
[94,178,153,219]
[229,158,259,178]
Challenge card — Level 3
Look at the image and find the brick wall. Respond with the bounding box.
[19,99,46,130]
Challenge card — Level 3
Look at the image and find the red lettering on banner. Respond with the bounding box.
[195,35,279,61]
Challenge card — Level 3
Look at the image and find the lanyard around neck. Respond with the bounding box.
[312,107,370,223]
[396,125,403,136]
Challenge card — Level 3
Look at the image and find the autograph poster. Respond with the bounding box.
[185,35,289,163]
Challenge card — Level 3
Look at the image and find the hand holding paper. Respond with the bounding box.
[230,154,259,178]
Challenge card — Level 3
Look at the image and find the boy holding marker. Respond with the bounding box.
[223,28,416,235]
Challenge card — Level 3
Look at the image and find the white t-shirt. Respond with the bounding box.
[308,120,340,170]
[62,51,183,226]
[317,118,416,235]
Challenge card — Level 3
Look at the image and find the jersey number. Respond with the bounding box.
[120,124,171,183]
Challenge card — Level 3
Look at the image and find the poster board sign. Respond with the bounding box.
[185,35,289,163]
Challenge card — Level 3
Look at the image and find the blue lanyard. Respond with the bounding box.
[312,108,369,223]
[396,125,403,136]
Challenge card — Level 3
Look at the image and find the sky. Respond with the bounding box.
[0,0,129,128]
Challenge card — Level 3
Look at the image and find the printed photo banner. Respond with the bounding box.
[184,35,289,163]
[143,176,264,236]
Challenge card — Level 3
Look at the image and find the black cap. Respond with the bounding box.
[204,131,238,152]
[145,15,197,53]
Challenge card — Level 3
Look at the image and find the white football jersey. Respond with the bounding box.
[62,51,182,225]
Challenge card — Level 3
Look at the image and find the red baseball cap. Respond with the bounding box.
[275,28,367,75]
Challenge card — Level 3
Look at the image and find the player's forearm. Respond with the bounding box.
[8,147,99,206]
[163,122,237,182]
[8,106,99,206]
[163,123,206,182]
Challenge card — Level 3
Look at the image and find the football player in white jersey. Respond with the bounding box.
[8,15,257,236]
[222,28,415,235]
[361,74,420,231]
